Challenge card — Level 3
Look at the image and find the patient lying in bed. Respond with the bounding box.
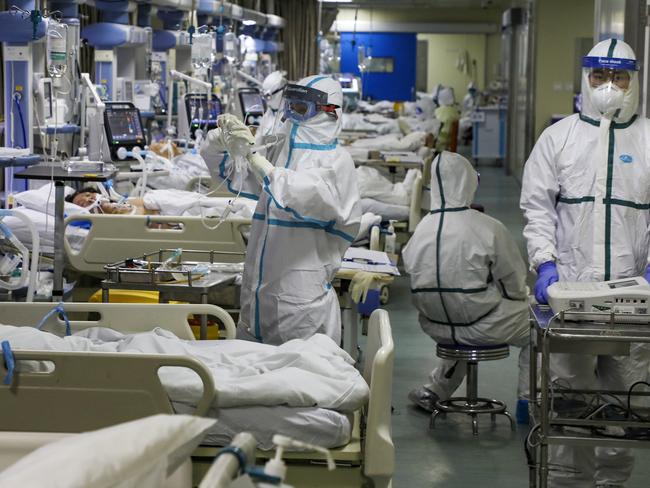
[0,325,368,450]
[66,187,257,219]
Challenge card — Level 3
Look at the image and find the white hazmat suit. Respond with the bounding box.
[403,152,530,402]
[201,75,361,345]
[520,38,650,487]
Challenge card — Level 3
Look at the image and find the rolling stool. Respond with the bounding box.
[430,343,516,435]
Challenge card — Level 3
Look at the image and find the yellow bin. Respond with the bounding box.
[88,290,219,340]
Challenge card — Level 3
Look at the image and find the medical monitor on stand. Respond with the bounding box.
[238,88,265,126]
[102,102,146,161]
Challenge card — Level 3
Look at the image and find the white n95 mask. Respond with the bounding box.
[591,82,625,115]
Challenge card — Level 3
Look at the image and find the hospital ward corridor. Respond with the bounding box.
[5,0,650,486]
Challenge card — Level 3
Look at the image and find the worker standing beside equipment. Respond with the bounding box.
[201,75,361,346]
[521,38,650,487]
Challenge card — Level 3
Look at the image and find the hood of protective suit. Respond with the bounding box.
[262,70,286,111]
[430,151,478,208]
[438,87,456,107]
[581,38,639,123]
[279,74,342,146]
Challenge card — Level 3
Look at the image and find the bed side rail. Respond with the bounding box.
[64,214,249,274]
[362,309,395,487]
[0,302,236,340]
[0,350,215,432]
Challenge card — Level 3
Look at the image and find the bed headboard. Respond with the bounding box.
[0,350,215,433]
[64,214,249,275]
[0,302,236,340]
[362,309,395,487]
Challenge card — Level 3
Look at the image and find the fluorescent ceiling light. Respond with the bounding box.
[320,0,353,3]
[242,19,257,25]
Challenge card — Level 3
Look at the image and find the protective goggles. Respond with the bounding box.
[282,84,339,122]
[263,84,286,101]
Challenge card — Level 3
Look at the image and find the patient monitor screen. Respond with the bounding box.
[103,103,145,159]
[106,108,144,144]
[240,91,265,116]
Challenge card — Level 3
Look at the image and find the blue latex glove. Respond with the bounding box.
[534,261,559,305]
[645,265,650,283]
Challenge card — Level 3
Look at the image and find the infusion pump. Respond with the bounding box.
[547,276,650,315]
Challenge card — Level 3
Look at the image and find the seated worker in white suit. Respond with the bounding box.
[403,151,530,412]
[200,75,361,346]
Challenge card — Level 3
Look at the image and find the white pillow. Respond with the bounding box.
[13,183,87,217]
[0,414,216,488]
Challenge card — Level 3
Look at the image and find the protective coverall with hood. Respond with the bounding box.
[403,152,530,402]
[201,75,361,345]
[520,38,650,487]
[257,71,287,142]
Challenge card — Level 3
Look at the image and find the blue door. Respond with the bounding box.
[340,32,416,101]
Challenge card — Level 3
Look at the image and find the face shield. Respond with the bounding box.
[582,55,637,115]
[281,84,340,123]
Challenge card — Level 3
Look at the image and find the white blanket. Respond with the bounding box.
[349,131,427,152]
[0,325,369,412]
[341,113,400,135]
[356,166,420,206]
[142,189,256,219]
[147,151,210,191]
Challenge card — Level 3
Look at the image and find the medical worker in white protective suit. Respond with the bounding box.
[404,151,530,411]
[200,75,361,345]
[257,71,287,142]
[521,38,650,487]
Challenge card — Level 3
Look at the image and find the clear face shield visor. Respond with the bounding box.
[582,55,638,89]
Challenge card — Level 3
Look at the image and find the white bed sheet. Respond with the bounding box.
[173,403,352,450]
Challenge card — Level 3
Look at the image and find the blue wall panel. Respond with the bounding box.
[340,32,416,101]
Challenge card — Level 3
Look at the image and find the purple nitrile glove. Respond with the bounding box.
[645,265,650,284]
[534,261,559,305]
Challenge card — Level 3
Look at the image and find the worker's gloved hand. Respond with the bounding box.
[203,127,227,153]
[534,261,559,305]
[217,114,255,158]
[645,264,650,283]
[247,152,274,182]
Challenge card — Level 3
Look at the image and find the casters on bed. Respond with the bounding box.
[429,343,515,435]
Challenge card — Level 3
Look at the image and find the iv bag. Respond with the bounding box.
[223,31,239,64]
[47,21,68,78]
[192,33,213,71]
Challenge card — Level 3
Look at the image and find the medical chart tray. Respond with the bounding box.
[104,249,243,285]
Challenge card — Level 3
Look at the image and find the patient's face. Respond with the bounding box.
[72,192,98,208]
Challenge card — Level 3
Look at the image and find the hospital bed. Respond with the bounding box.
[0,302,394,488]
[63,214,249,276]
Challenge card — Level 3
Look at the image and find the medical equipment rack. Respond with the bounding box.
[529,305,650,488]
[101,248,244,339]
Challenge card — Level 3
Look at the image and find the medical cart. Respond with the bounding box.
[101,249,243,339]
[529,305,650,487]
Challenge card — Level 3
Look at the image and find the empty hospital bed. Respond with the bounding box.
[0,302,394,488]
